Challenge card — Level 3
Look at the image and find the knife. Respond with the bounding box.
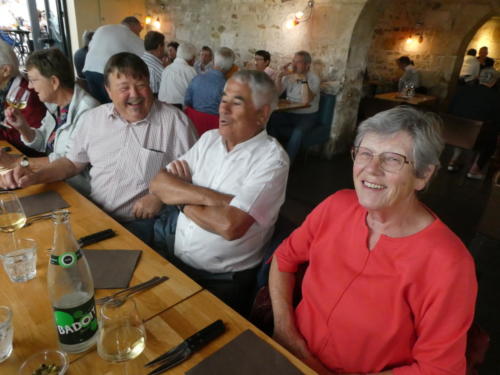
[77,229,116,247]
[145,319,225,374]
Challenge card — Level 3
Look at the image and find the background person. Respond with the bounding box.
[269,106,477,375]
[194,46,213,74]
[459,48,480,85]
[83,16,144,103]
[141,31,165,96]
[73,30,94,80]
[254,50,276,81]
[396,55,420,92]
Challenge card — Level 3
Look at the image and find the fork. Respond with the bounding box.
[95,276,168,305]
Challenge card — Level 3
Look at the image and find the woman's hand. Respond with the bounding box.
[4,107,29,132]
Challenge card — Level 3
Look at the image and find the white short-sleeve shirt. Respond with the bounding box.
[282,71,321,114]
[170,129,290,273]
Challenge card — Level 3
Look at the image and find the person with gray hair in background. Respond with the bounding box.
[83,16,144,103]
[0,39,46,156]
[269,105,476,375]
[150,70,289,314]
[448,68,500,179]
[158,42,197,108]
[184,47,235,135]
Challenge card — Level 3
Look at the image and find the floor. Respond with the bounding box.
[280,147,498,374]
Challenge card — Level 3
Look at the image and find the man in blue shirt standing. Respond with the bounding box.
[184,47,235,135]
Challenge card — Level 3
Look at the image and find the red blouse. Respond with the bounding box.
[275,190,477,375]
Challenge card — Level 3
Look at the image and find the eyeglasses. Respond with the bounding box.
[351,146,412,173]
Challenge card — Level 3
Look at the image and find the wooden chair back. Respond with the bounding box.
[439,113,484,150]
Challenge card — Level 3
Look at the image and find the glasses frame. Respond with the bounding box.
[351,146,413,173]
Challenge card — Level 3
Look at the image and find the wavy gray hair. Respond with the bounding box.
[0,40,19,77]
[228,70,278,112]
[177,42,196,61]
[355,106,443,178]
[214,47,235,73]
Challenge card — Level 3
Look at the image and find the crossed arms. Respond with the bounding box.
[150,160,255,241]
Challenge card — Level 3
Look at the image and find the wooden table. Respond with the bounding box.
[0,142,313,374]
[276,99,310,112]
[374,92,438,106]
[70,290,316,374]
[0,181,201,373]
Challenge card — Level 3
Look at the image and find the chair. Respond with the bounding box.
[299,93,336,151]
[358,97,398,123]
[439,113,484,150]
[185,106,219,136]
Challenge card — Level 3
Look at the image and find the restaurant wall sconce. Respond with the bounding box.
[145,16,152,25]
[405,22,424,45]
[153,17,161,30]
[285,0,314,29]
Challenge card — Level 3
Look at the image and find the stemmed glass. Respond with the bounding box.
[97,298,146,363]
[0,192,27,246]
[6,84,30,111]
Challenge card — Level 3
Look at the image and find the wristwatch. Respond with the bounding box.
[19,156,30,168]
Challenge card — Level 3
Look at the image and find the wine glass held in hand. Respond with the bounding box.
[98,298,146,362]
[6,84,30,110]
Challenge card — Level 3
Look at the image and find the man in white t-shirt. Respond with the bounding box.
[459,49,480,84]
[267,50,320,161]
[150,70,289,314]
[83,16,144,103]
[158,43,197,108]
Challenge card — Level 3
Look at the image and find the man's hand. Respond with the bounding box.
[132,193,163,219]
[167,160,192,183]
[0,166,38,189]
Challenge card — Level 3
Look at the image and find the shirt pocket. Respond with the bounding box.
[134,147,167,185]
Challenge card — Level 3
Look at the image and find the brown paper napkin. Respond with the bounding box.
[20,190,69,217]
[82,249,142,289]
[186,330,304,375]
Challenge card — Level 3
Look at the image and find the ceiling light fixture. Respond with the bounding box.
[285,0,314,29]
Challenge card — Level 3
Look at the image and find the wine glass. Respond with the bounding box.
[97,298,146,363]
[0,192,27,247]
[6,84,30,111]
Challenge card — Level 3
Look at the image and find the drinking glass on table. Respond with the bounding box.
[1,237,37,282]
[0,192,27,248]
[97,298,146,362]
[0,306,13,363]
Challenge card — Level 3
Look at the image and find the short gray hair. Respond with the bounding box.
[355,106,443,178]
[214,47,235,73]
[177,43,196,61]
[0,40,19,76]
[479,68,498,85]
[295,50,312,65]
[228,70,278,112]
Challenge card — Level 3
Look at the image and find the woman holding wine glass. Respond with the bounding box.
[0,40,46,156]
[0,48,99,196]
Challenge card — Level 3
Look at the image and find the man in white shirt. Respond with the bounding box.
[158,43,197,108]
[83,16,145,103]
[459,49,480,84]
[268,50,321,162]
[141,31,165,95]
[8,53,197,246]
[150,70,289,314]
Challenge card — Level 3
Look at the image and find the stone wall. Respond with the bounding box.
[366,0,500,99]
[467,16,500,69]
[146,0,500,154]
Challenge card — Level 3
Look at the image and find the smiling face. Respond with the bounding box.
[105,70,153,123]
[27,67,58,103]
[353,131,429,215]
[218,79,270,151]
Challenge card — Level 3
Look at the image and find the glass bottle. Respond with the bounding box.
[47,209,98,353]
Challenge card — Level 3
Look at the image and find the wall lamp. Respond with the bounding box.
[285,0,314,29]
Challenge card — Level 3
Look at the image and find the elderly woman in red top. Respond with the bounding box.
[269,106,477,375]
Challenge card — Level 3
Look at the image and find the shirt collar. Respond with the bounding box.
[144,51,162,64]
[220,129,268,154]
[173,57,189,66]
